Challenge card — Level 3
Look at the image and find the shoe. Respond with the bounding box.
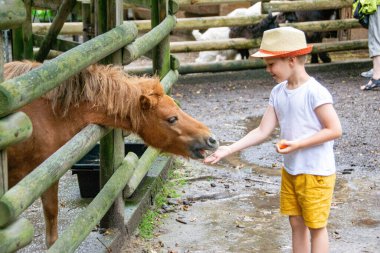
[361,68,373,78]
[360,78,380,90]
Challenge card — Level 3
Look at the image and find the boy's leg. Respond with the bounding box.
[310,227,329,253]
[289,216,310,253]
[299,174,335,253]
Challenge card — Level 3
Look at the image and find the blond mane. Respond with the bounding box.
[4,60,163,131]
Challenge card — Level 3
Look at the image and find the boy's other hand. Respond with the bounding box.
[276,140,299,154]
[203,146,232,164]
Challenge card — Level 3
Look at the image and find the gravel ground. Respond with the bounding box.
[16,45,380,252]
[122,58,380,252]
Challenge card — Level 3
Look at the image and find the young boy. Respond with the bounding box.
[204,27,342,253]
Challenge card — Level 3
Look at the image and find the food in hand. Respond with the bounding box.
[277,139,288,149]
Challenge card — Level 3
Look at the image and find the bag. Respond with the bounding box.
[352,0,377,28]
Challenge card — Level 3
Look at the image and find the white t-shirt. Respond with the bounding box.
[269,77,336,176]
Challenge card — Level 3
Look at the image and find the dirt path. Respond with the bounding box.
[123,63,380,252]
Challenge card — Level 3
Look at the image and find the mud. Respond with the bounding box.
[123,60,380,252]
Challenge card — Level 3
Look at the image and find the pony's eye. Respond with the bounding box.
[167,116,178,124]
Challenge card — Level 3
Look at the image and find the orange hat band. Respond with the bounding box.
[257,45,313,58]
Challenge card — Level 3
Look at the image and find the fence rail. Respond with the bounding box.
[0,23,138,117]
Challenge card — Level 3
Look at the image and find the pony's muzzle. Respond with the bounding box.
[206,134,219,149]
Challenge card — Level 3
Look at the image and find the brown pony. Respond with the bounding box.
[4,61,218,247]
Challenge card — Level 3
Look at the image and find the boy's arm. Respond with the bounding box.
[278,103,342,154]
[204,105,278,164]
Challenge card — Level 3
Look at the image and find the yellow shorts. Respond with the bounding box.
[280,169,336,229]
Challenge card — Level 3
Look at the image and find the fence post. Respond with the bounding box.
[81,0,92,42]
[35,0,77,62]
[0,29,6,198]
[0,21,34,253]
[152,0,171,77]
[95,0,126,243]
[11,0,33,60]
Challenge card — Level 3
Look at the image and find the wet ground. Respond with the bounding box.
[123,56,380,252]
[16,48,380,252]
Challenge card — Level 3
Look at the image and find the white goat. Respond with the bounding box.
[192,2,262,63]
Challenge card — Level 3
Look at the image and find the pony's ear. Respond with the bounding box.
[140,94,159,110]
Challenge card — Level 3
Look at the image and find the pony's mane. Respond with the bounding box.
[4,60,163,131]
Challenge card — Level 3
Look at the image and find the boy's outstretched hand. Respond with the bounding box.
[203,146,232,164]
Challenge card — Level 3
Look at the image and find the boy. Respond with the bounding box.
[204,27,342,253]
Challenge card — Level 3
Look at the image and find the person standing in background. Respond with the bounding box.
[361,2,380,90]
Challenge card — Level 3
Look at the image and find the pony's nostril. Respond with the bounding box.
[207,135,219,147]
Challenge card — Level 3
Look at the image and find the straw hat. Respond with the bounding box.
[251,27,313,58]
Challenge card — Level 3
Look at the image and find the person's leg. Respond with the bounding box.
[372,55,380,80]
[310,227,329,253]
[362,6,380,89]
[289,216,310,253]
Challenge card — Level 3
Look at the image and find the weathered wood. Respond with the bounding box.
[0,0,27,30]
[11,28,24,61]
[312,39,368,53]
[262,0,351,13]
[171,37,368,54]
[160,69,179,93]
[170,38,260,53]
[0,23,138,117]
[100,129,125,229]
[0,218,34,253]
[32,48,62,59]
[125,59,267,75]
[177,0,260,6]
[137,14,267,31]
[47,153,139,253]
[31,0,63,10]
[11,0,33,60]
[32,22,83,35]
[33,34,80,52]
[152,0,171,77]
[123,147,160,198]
[177,59,264,73]
[81,1,93,41]
[280,19,362,32]
[0,36,3,80]
[125,0,259,8]
[35,0,78,62]
[22,0,34,60]
[123,15,176,65]
[124,155,172,237]
[169,0,180,15]
[0,151,6,197]
[0,35,6,198]
[0,112,33,150]
[0,124,111,227]
[170,55,180,71]
[95,0,126,236]
[127,58,374,76]
[32,13,266,34]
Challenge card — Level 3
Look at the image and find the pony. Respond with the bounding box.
[3,60,219,247]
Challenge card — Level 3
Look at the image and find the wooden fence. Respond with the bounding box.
[0,0,179,252]
[28,0,368,74]
[126,0,369,74]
